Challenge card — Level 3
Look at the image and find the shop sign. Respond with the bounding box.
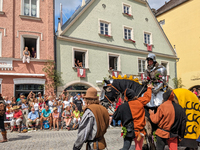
[0,60,13,70]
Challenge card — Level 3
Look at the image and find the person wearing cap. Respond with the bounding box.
[52,107,59,131]
[27,108,40,130]
[73,87,109,150]
[149,90,186,150]
[113,84,153,150]
[37,92,44,100]
[10,106,23,132]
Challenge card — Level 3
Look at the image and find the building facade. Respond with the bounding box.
[56,0,177,96]
[0,0,54,97]
[156,0,200,90]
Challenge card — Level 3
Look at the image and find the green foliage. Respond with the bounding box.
[172,77,184,89]
[153,131,157,142]
[122,127,127,138]
[42,60,63,90]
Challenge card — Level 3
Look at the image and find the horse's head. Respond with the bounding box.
[100,80,120,108]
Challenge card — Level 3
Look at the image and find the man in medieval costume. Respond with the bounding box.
[73,87,109,150]
[143,53,168,107]
[0,94,7,142]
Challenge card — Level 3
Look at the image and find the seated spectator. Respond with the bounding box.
[10,106,22,132]
[63,96,71,110]
[39,98,45,116]
[11,97,17,107]
[62,106,72,129]
[108,105,115,127]
[48,96,54,113]
[37,92,44,101]
[4,96,11,105]
[40,105,52,130]
[33,98,39,115]
[21,99,29,126]
[26,108,39,130]
[17,95,25,108]
[22,47,30,63]
[52,107,59,131]
[31,47,36,58]
[192,88,198,96]
[44,95,49,106]
[27,91,35,105]
[73,107,80,125]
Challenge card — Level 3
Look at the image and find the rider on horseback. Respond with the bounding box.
[143,53,168,107]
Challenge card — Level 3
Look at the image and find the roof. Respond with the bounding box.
[156,0,189,16]
[61,0,92,31]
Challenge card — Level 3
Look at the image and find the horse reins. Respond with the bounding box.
[105,84,120,104]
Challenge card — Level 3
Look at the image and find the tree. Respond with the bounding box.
[42,60,63,91]
[172,77,184,89]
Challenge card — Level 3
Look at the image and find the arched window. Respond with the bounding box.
[65,84,91,96]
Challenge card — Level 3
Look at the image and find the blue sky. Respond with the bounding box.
[55,0,170,31]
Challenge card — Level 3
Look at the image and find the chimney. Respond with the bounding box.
[81,0,86,7]
[60,3,63,26]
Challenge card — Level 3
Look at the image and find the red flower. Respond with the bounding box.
[129,39,135,43]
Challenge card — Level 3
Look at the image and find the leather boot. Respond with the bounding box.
[0,131,7,142]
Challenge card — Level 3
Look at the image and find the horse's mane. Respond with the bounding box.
[112,79,147,97]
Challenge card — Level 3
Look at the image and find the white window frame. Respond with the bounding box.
[72,47,89,68]
[21,0,40,18]
[161,61,169,75]
[144,31,153,45]
[98,19,112,36]
[122,3,132,15]
[0,0,3,11]
[20,34,40,59]
[138,57,147,73]
[123,25,134,41]
[108,53,121,71]
[0,32,2,57]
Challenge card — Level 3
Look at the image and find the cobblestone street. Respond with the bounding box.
[0,127,188,150]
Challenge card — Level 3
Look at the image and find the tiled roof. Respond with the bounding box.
[61,0,92,31]
[156,0,188,16]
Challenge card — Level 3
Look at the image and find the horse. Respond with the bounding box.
[100,78,200,150]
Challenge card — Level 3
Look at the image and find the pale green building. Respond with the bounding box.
[56,0,177,95]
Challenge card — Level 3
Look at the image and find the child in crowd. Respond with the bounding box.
[62,106,72,129]
[52,107,59,131]
[73,107,80,125]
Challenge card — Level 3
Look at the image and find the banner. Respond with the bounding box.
[77,68,86,78]
[112,71,119,78]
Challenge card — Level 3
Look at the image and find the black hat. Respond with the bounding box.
[124,88,137,101]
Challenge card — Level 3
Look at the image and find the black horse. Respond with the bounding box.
[101,79,157,150]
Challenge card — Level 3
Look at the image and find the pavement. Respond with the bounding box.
[0,127,187,150]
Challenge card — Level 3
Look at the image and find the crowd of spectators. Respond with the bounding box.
[192,88,200,102]
[3,90,122,133]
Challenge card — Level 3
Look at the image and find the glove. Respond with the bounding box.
[73,145,80,150]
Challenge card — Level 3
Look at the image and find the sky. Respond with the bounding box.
[54,0,170,31]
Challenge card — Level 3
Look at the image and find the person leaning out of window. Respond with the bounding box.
[22,47,30,63]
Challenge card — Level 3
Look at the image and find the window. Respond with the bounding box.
[99,20,111,36]
[0,0,3,11]
[74,51,86,68]
[73,48,88,68]
[144,32,152,45]
[138,59,146,73]
[22,0,39,17]
[123,26,134,42]
[108,53,120,71]
[24,38,37,58]
[123,3,131,16]
[21,35,40,59]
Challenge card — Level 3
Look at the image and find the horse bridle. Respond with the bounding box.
[104,84,120,104]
